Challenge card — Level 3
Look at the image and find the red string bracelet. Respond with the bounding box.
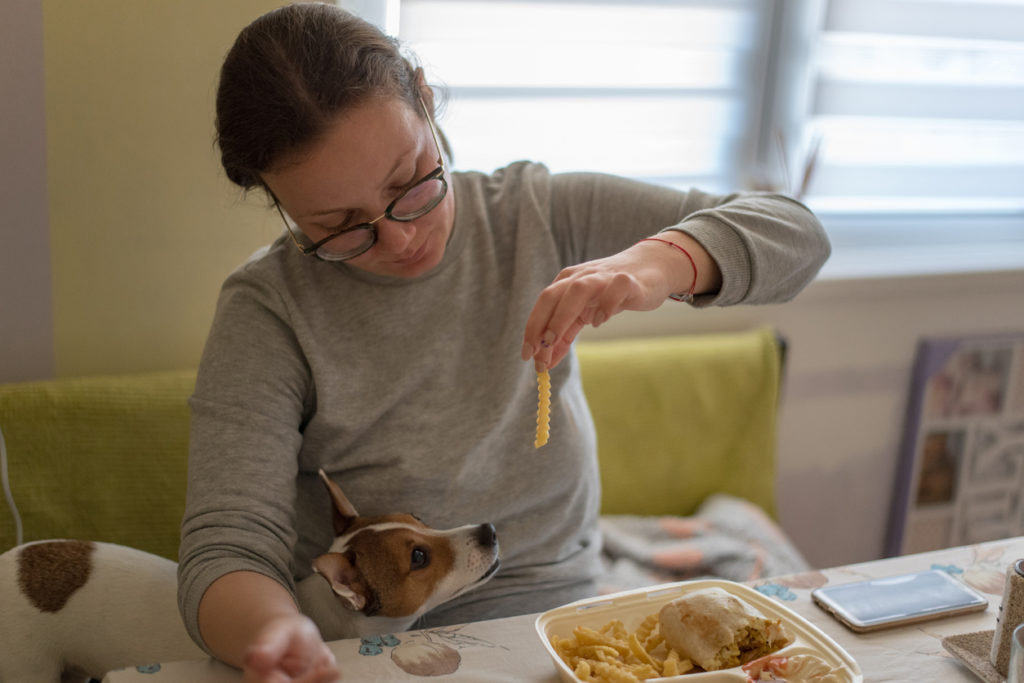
[638,237,697,303]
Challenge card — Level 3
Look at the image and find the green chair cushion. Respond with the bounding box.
[577,327,781,518]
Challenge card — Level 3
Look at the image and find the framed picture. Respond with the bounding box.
[888,331,1024,556]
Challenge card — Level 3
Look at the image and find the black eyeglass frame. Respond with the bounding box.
[271,97,447,262]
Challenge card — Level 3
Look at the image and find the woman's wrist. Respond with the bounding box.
[638,237,698,302]
[198,571,303,669]
[639,231,722,300]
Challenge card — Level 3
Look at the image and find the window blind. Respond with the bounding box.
[803,0,1024,216]
[398,0,773,193]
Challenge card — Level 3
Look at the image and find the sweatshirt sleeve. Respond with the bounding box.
[664,189,831,306]
[546,169,831,306]
[177,264,311,652]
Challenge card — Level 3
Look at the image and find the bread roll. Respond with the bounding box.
[658,587,790,671]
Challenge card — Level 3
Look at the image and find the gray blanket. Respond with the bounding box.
[597,494,811,595]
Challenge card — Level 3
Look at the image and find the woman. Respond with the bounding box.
[179,3,831,680]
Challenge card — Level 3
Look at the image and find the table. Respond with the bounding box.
[104,536,1024,682]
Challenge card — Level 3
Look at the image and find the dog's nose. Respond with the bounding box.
[476,523,497,547]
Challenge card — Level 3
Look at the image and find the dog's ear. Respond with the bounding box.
[318,469,359,536]
[311,552,369,612]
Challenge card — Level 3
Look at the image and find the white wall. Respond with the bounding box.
[579,267,1024,569]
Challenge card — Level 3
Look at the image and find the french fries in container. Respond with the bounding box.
[536,579,861,683]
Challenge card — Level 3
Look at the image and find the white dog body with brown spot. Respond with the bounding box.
[0,471,500,682]
[0,539,203,682]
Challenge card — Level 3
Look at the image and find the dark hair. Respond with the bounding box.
[215,2,424,191]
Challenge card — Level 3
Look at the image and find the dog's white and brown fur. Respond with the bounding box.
[298,470,501,642]
[0,470,500,682]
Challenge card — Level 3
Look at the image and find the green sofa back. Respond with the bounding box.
[0,328,781,561]
[0,370,195,561]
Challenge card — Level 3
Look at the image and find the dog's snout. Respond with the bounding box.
[476,523,497,547]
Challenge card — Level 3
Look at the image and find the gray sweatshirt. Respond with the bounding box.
[178,161,830,647]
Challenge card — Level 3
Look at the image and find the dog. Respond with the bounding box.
[297,469,501,641]
[0,539,204,683]
[0,470,500,682]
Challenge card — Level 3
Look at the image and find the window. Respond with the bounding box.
[346,0,1024,277]
[807,0,1024,215]
[802,0,1024,276]
[398,0,774,194]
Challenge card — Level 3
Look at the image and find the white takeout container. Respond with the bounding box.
[536,579,862,682]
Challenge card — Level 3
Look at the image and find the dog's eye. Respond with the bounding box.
[410,547,430,570]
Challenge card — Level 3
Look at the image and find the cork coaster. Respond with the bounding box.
[942,630,1005,683]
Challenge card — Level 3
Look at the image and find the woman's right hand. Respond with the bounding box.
[521,232,719,371]
[243,613,340,683]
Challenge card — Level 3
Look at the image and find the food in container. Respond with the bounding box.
[536,579,861,682]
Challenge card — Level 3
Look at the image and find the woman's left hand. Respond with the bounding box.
[520,233,718,371]
[242,614,340,683]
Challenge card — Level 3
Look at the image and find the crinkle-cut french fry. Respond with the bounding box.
[661,649,694,676]
[643,631,664,652]
[578,644,622,662]
[591,661,641,683]
[634,614,658,644]
[628,634,657,668]
[534,369,551,447]
[552,613,692,683]
[662,650,680,676]
[573,659,595,681]
[599,618,627,638]
[575,626,627,652]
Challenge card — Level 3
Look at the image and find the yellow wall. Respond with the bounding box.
[44,1,284,377]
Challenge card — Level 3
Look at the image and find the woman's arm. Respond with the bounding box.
[178,262,327,679]
[199,571,339,682]
[525,174,830,370]
[521,230,721,371]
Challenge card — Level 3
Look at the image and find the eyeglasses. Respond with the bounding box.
[273,98,448,262]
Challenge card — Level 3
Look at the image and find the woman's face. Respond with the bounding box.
[262,96,455,279]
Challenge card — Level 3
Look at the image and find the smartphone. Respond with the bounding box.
[810,569,988,633]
